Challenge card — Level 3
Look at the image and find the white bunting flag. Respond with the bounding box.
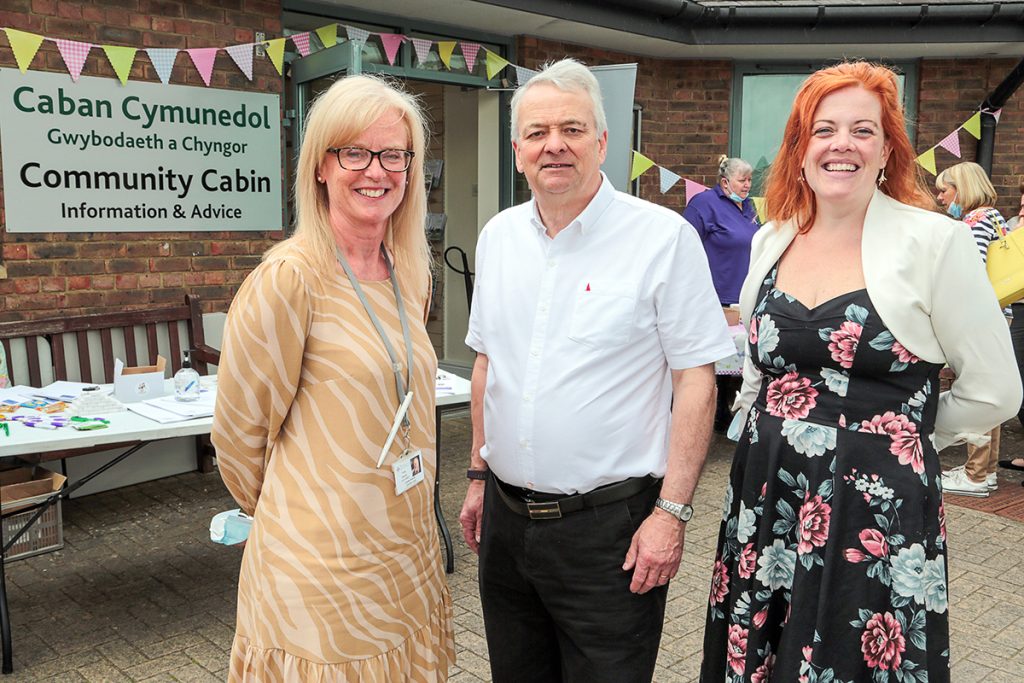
[146,48,178,84]
[659,167,682,194]
[514,65,537,84]
[346,26,370,46]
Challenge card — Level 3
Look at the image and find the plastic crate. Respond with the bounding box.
[2,492,64,563]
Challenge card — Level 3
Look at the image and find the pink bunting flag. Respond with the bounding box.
[936,130,961,159]
[186,47,219,86]
[225,43,254,81]
[54,38,92,82]
[410,38,432,65]
[291,32,312,57]
[460,41,481,74]
[993,108,1002,124]
[378,33,405,66]
[684,179,709,205]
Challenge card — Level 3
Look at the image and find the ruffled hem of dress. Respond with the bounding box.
[932,429,990,451]
[229,589,454,683]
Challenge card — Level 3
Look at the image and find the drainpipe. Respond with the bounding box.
[977,57,1024,176]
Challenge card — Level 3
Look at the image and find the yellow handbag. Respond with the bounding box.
[986,216,1024,307]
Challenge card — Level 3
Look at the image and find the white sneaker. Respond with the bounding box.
[944,465,997,491]
[941,467,991,497]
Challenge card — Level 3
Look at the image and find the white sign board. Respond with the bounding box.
[0,69,283,232]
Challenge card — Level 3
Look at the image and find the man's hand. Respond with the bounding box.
[459,480,486,554]
[622,509,685,594]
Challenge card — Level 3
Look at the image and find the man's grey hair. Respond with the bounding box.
[509,58,608,142]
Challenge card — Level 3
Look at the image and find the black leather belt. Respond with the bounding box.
[493,474,660,520]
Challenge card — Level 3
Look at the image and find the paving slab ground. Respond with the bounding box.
[3,413,1023,681]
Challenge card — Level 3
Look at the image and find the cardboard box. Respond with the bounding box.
[0,467,66,513]
[113,356,167,403]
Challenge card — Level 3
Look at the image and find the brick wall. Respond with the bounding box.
[918,58,1024,217]
[0,0,284,322]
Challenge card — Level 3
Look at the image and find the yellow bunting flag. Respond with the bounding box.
[916,148,937,176]
[265,37,286,75]
[630,151,655,181]
[485,49,510,80]
[962,111,982,140]
[437,41,456,69]
[752,196,767,224]
[102,45,137,85]
[315,23,337,50]
[4,28,45,73]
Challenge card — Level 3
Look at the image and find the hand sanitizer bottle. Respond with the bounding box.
[174,351,201,402]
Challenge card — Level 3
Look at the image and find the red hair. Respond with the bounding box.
[763,62,934,232]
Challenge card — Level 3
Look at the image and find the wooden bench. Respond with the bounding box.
[0,294,221,472]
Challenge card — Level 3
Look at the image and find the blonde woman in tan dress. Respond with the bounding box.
[212,75,453,682]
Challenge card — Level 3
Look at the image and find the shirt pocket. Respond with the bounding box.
[568,279,638,348]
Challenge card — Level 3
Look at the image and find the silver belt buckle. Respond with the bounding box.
[527,500,562,519]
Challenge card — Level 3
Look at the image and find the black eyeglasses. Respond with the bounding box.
[327,146,415,173]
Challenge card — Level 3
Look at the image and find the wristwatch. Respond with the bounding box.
[466,469,489,481]
[654,497,693,523]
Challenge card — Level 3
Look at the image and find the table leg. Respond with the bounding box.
[0,509,11,674]
[435,406,454,574]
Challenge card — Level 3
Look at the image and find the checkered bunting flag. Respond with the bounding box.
[346,25,370,45]
[54,38,92,81]
[146,48,178,84]
[225,43,254,81]
[410,38,432,65]
[291,32,312,57]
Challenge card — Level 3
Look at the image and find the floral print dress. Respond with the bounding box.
[701,266,949,683]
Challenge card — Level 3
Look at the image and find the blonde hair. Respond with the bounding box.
[266,74,430,297]
[935,161,998,212]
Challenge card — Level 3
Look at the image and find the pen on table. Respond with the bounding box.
[377,391,414,468]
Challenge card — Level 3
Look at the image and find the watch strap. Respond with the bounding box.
[466,469,489,481]
[654,497,693,522]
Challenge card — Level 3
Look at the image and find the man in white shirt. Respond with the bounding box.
[458,58,734,682]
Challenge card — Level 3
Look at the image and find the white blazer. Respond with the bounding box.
[734,189,1022,450]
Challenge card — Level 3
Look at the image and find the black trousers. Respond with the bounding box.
[478,474,668,683]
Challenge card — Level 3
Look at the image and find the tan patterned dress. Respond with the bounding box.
[212,241,453,682]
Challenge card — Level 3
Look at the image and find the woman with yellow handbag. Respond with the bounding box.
[935,161,1010,497]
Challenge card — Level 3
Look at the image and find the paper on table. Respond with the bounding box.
[0,386,41,405]
[34,381,105,402]
[144,389,217,418]
[435,369,460,396]
[125,402,197,424]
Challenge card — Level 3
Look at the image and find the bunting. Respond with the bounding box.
[102,45,136,85]
[658,166,682,194]
[225,43,254,81]
[630,151,655,181]
[437,41,456,69]
[916,148,937,176]
[962,112,982,140]
[936,130,961,159]
[186,47,218,86]
[4,28,44,73]
[410,38,432,65]
[913,108,1004,176]
[315,24,337,50]
[54,38,92,82]
[378,33,405,66]
[685,179,709,204]
[346,26,370,46]
[461,41,481,74]
[290,32,312,58]
[484,49,510,80]
[3,23,523,87]
[514,65,537,84]
[146,48,178,84]
[265,37,286,75]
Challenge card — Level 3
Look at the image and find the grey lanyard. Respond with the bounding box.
[334,245,415,432]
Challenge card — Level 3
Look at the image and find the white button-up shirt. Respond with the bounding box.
[466,175,734,494]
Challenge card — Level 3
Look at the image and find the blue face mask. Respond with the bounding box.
[724,179,745,204]
[946,192,963,219]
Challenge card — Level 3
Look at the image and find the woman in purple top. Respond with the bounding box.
[683,156,760,305]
